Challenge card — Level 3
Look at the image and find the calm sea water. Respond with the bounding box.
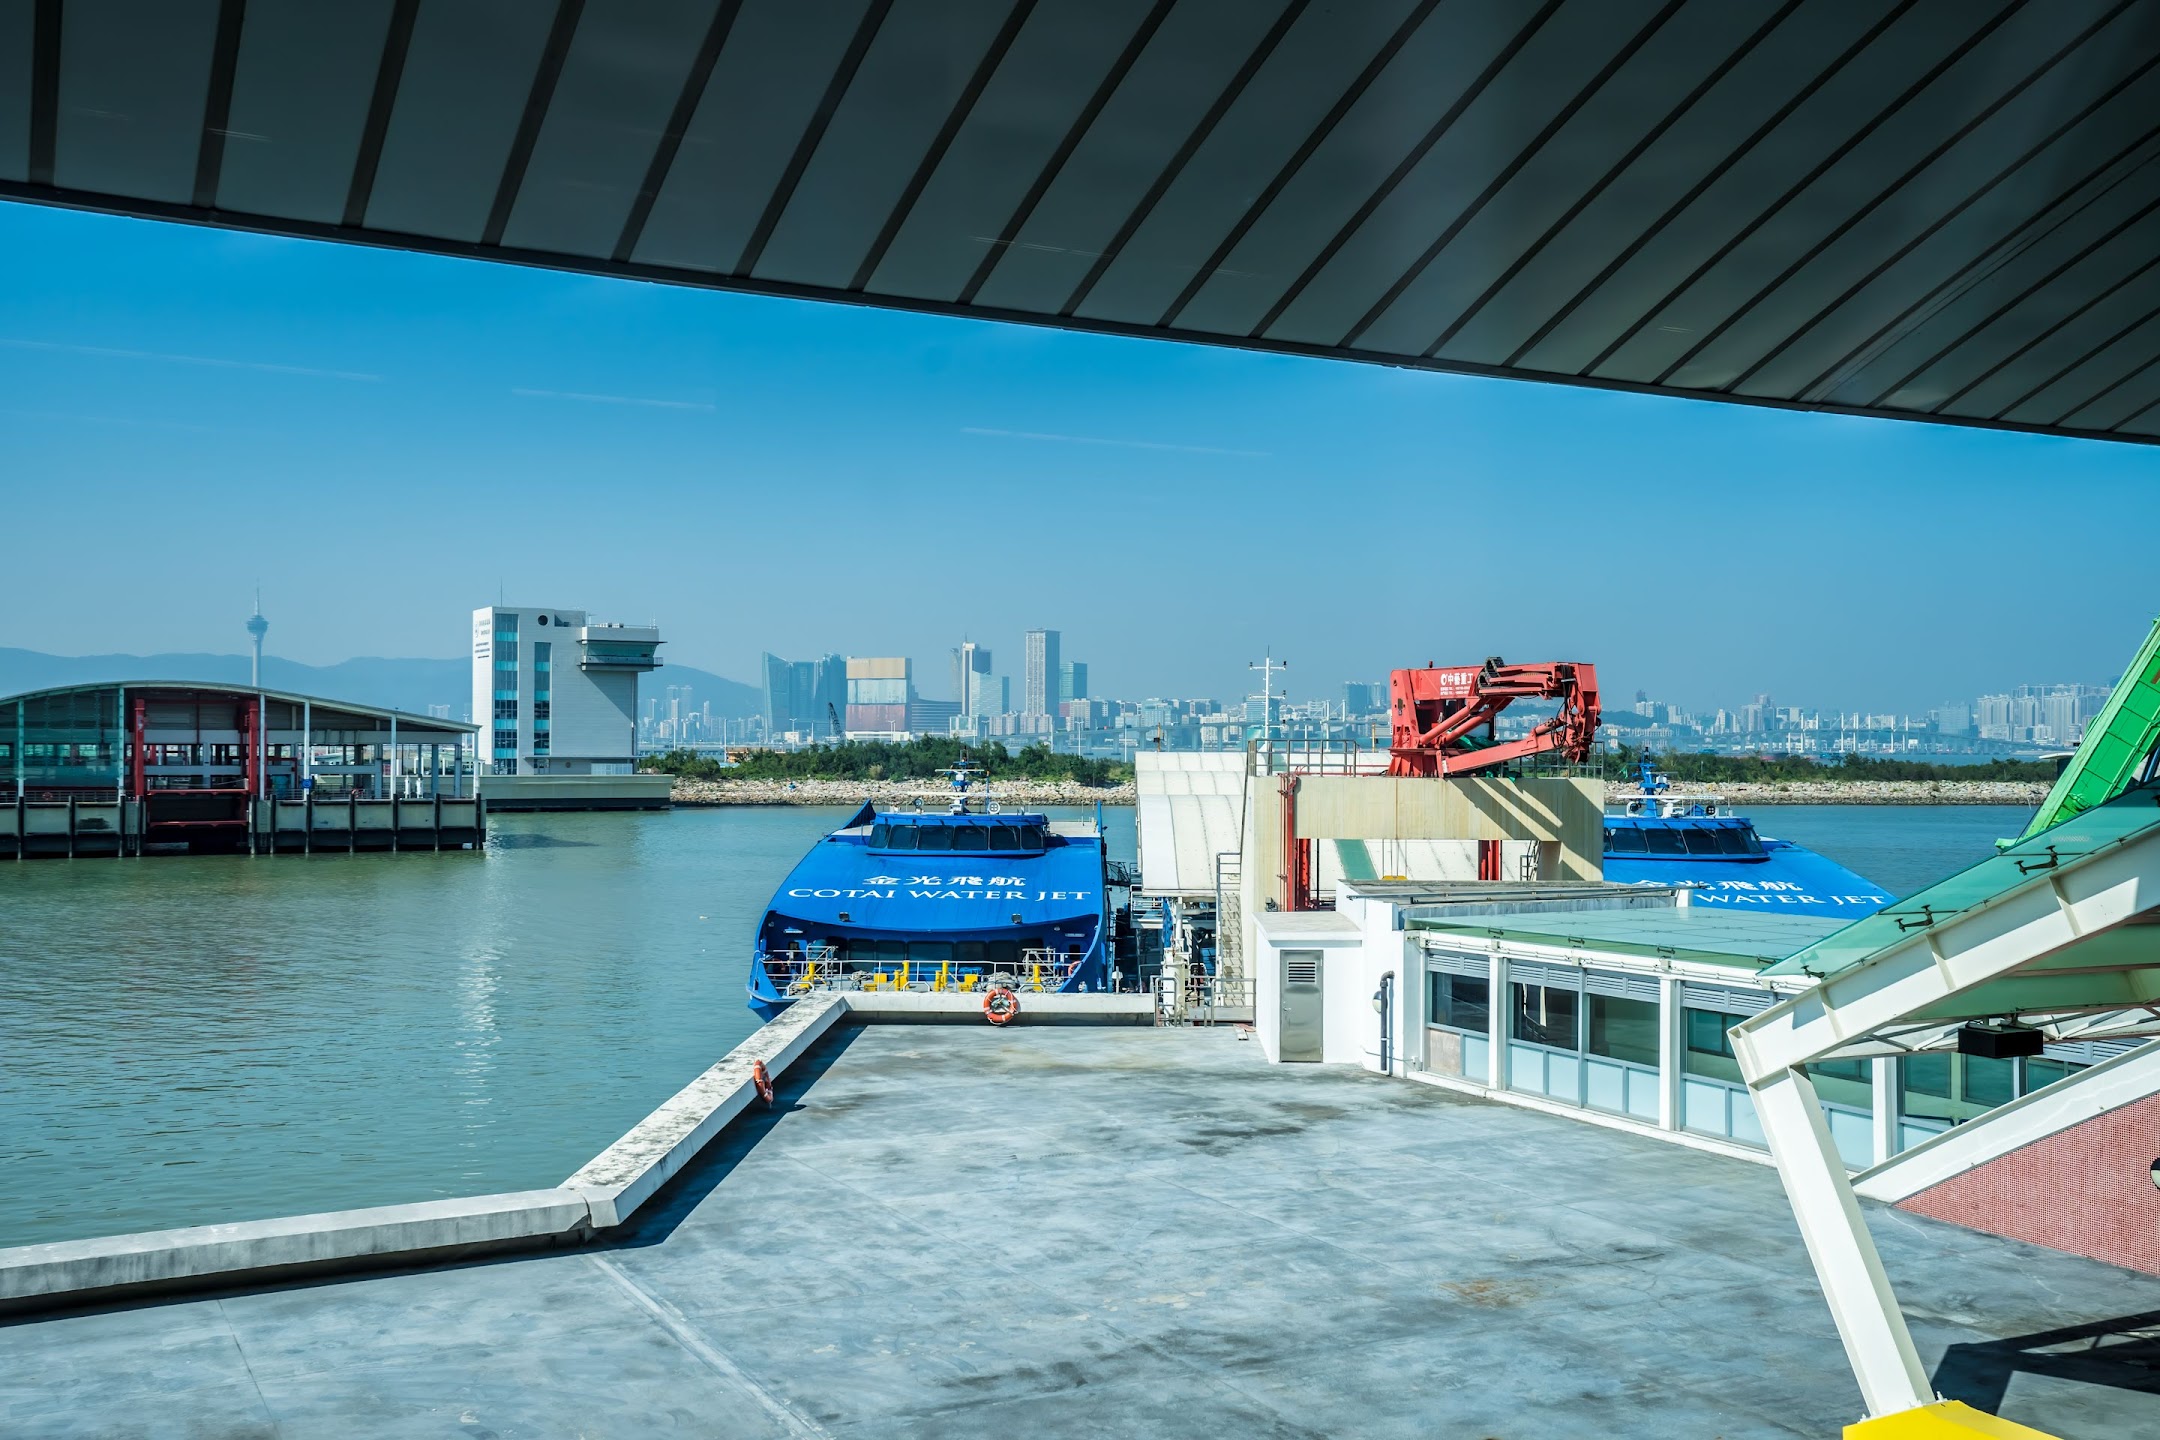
[0,803,2005,1246]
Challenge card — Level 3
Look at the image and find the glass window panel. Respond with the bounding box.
[1963,1055,2017,1109]
[1645,827,1687,855]
[1903,1053,1954,1099]
[1606,826,1648,854]
[989,824,1019,850]
[1683,1010,1745,1083]
[1586,993,1658,1067]
[1683,1078,1729,1135]
[1021,824,1046,849]
[1585,1058,1627,1114]
[870,823,888,848]
[886,825,916,851]
[1729,1091,1766,1147]
[2022,1057,2081,1094]
[953,824,988,851]
[1426,971,1490,1033]
[917,826,952,852]
[955,942,985,968]
[1510,981,1578,1050]
[1626,1068,1661,1121]
[909,942,951,967]
[1807,1060,1873,1114]
[1682,828,1724,856]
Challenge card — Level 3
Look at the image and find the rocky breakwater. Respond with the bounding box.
[1610,780,2048,806]
[668,777,1137,807]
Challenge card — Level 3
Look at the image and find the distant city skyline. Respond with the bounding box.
[5,201,2158,713]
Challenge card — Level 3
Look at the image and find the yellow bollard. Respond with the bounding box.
[960,973,978,992]
[1029,962,1045,993]
[934,961,950,992]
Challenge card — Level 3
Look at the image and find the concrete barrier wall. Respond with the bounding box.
[565,994,848,1226]
[0,990,1155,1313]
[0,1190,591,1314]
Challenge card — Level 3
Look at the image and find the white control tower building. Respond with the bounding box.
[471,605,670,810]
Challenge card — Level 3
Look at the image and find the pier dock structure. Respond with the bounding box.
[2,1007,2149,1437]
[0,681,482,856]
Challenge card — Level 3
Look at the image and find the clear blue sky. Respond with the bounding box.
[3,200,2154,715]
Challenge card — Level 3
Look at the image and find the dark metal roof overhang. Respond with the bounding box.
[7,0,2160,445]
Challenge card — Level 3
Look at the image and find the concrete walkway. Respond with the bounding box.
[6,1026,2157,1437]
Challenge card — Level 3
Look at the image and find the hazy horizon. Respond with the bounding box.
[4,202,2155,714]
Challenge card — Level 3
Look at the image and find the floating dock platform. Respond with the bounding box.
[0,794,484,857]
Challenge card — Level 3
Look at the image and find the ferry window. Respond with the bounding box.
[955,942,985,968]
[987,940,1020,969]
[1605,827,1647,854]
[1681,829,1723,856]
[917,825,952,852]
[1709,828,1750,855]
[989,824,1019,850]
[1020,824,1046,849]
[953,824,988,851]
[1426,972,1489,1032]
[885,825,916,851]
[911,942,952,967]
[870,824,888,848]
[1644,827,1687,856]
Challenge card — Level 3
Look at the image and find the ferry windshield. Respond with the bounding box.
[868,820,1048,853]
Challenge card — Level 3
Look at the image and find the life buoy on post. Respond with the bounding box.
[751,1058,775,1107]
[983,987,1021,1026]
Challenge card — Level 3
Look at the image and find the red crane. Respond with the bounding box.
[1386,658,1600,777]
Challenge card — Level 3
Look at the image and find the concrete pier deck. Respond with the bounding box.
[5,1026,2156,1437]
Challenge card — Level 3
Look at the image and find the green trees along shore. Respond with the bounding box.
[639,738,1132,788]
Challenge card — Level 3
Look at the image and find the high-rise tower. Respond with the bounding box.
[246,589,269,687]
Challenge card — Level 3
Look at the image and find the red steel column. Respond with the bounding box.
[129,696,147,798]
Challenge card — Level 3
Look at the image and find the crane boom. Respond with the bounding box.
[2010,618,2160,844]
[1386,658,1600,777]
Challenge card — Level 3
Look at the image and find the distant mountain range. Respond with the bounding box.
[0,648,761,720]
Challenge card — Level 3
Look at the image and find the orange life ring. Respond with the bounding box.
[751,1058,775,1106]
[983,987,1021,1026]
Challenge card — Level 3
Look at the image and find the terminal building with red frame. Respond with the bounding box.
[0,682,480,856]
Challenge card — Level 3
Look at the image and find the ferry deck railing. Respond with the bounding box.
[763,946,1088,995]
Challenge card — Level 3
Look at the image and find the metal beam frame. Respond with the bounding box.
[1752,1066,1933,1417]
[1733,805,2160,1422]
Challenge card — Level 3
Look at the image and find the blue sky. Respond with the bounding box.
[2,200,2155,714]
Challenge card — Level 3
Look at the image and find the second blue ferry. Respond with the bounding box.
[1601,751,1892,914]
[747,763,1113,1018]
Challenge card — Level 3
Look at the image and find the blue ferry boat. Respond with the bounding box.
[747,763,1113,1018]
[1602,752,1892,915]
